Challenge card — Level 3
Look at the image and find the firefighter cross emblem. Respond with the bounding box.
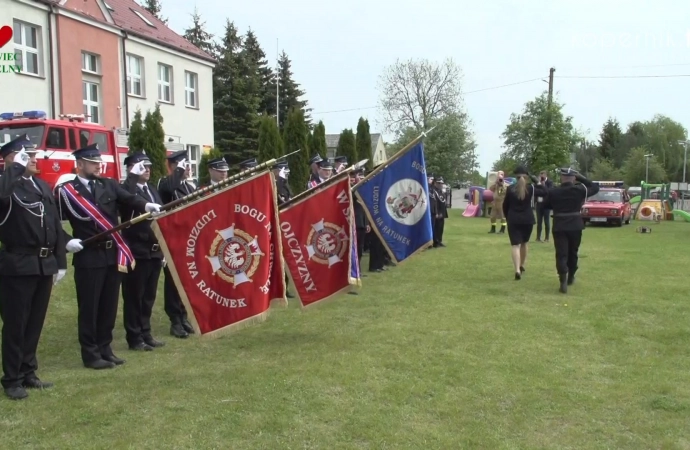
[207,224,265,287]
[305,219,348,267]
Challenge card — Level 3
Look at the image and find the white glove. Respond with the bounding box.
[177,158,188,170]
[15,149,29,167]
[145,203,161,213]
[53,269,67,285]
[66,239,83,253]
[130,161,147,175]
[161,258,167,268]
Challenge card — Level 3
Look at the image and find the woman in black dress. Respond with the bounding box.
[502,166,547,280]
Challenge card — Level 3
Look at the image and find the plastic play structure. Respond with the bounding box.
[635,181,674,221]
[462,171,515,217]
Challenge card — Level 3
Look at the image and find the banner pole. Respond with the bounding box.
[80,150,301,246]
[279,167,353,211]
[352,126,436,191]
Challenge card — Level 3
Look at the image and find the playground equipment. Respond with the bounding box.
[672,209,690,222]
[635,181,673,221]
[462,186,486,217]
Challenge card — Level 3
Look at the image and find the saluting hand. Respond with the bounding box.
[130,161,147,175]
[14,149,30,167]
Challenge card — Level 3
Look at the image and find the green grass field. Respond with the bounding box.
[2,210,690,449]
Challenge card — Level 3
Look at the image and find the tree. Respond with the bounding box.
[198,148,224,187]
[142,104,167,184]
[589,158,623,181]
[257,115,283,162]
[311,121,327,158]
[491,153,519,175]
[377,58,465,135]
[423,113,478,182]
[127,108,146,154]
[243,29,276,117]
[621,147,667,186]
[598,118,622,160]
[213,20,261,165]
[355,118,372,167]
[639,115,687,181]
[574,139,599,176]
[141,0,167,24]
[468,170,486,187]
[336,129,357,165]
[277,51,310,130]
[283,108,309,194]
[183,7,215,57]
[501,92,576,172]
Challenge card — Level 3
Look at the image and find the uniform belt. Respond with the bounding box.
[553,212,581,217]
[2,246,53,258]
[96,240,114,249]
[151,244,160,252]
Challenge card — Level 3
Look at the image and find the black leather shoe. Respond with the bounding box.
[567,274,575,285]
[84,359,116,370]
[129,342,154,351]
[348,291,359,295]
[170,323,188,338]
[559,274,568,293]
[520,266,525,273]
[144,337,165,348]
[286,292,295,298]
[4,386,28,400]
[437,242,446,247]
[515,273,521,280]
[181,319,195,334]
[23,378,53,389]
[103,354,125,365]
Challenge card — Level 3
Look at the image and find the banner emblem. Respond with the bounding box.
[207,224,264,287]
[305,219,348,267]
[385,178,427,225]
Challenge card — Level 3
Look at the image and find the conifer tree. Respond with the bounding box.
[283,108,309,194]
[311,121,327,159]
[142,104,167,184]
[141,0,167,24]
[198,147,224,186]
[355,117,372,167]
[127,108,146,154]
[336,129,357,165]
[243,29,276,117]
[277,51,310,130]
[183,7,215,57]
[258,115,283,162]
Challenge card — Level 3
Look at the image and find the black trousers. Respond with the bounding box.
[368,234,386,271]
[356,227,366,269]
[553,230,583,275]
[163,267,187,324]
[433,217,445,245]
[122,259,162,346]
[536,206,551,240]
[0,275,52,389]
[74,266,122,364]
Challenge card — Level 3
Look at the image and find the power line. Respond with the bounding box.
[557,74,690,78]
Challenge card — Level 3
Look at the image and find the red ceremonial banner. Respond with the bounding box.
[279,176,355,308]
[152,171,286,337]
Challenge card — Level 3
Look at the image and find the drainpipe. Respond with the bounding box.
[121,31,130,128]
[47,4,56,118]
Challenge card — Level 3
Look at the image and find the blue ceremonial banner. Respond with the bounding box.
[354,141,433,263]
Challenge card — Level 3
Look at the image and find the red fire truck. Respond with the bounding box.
[0,110,126,191]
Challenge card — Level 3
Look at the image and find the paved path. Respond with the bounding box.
[450,188,469,209]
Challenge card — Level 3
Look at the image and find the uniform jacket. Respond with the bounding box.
[0,162,67,276]
[542,179,600,232]
[489,182,507,205]
[276,177,292,206]
[120,172,163,260]
[431,186,448,218]
[503,184,547,225]
[428,184,438,216]
[59,176,147,269]
[306,173,321,190]
[535,178,554,207]
[157,167,195,204]
[353,199,369,229]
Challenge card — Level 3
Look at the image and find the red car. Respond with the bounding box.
[581,182,632,227]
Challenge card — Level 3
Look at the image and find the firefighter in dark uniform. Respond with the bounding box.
[432,176,448,247]
[542,168,600,293]
[306,154,323,189]
[350,167,369,269]
[206,157,229,186]
[59,144,161,369]
[272,158,295,298]
[0,135,67,400]
[236,158,258,181]
[334,156,348,173]
[157,150,195,338]
[367,164,387,272]
[119,153,165,351]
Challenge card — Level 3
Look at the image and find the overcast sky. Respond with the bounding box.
[160,0,690,174]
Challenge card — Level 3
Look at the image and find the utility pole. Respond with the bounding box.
[547,67,555,106]
[276,38,280,127]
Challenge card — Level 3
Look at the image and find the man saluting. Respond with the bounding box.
[542,168,599,293]
[58,144,161,369]
[0,135,67,400]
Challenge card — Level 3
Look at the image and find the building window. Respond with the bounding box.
[82,81,100,124]
[185,71,197,108]
[81,52,99,74]
[126,54,143,96]
[13,20,40,76]
[158,64,172,103]
[132,9,155,27]
[186,144,199,178]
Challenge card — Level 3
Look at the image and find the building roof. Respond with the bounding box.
[325,133,383,152]
[86,0,215,63]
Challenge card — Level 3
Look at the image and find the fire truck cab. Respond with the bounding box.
[0,110,123,192]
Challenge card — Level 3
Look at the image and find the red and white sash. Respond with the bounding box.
[61,182,135,273]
